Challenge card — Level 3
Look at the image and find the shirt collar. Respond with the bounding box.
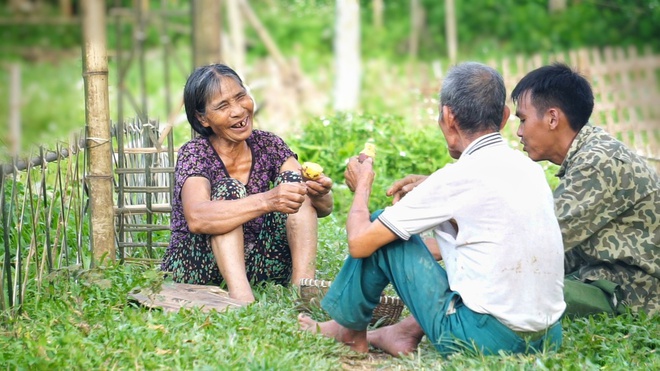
[556,124,598,178]
[461,132,505,158]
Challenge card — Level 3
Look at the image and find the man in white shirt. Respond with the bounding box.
[299,62,566,356]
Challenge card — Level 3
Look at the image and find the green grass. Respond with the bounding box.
[0,219,658,370]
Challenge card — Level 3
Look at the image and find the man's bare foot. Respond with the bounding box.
[298,313,369,353]
[367,316,425,356]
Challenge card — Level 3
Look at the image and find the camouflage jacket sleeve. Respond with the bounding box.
[554,160,636,254]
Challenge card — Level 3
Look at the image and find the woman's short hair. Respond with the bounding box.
[183,64,245,137]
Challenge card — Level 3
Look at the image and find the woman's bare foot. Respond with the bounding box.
[367,316,425,356]
[229,291,255,304]
[298,313,369,353]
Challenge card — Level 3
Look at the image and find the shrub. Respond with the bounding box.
[287,112,451,217]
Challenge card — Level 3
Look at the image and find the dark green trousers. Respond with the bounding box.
[563,277,626,317]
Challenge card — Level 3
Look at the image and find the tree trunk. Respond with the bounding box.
[226,0,246,75]
[59,0,72,17]
[409,0,421,60]
[333,0,361,111]
[81,0,115,264]
[445,0,457,64]
[192,0,222,67]
[549,0,567,13]
[372,0,383,29]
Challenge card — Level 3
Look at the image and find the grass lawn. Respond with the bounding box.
[1,213,658,370]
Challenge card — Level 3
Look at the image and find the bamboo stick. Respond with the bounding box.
[238,0,289,75]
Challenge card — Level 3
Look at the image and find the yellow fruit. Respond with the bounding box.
[358,142,376,162]
[361,142,376,157]
[301,162,324,180]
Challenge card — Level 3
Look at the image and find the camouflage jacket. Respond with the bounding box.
[555,125,659,316]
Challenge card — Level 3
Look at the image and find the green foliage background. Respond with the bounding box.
[3,1,658,64]
[252,0,660,67]
[1,0,659,151]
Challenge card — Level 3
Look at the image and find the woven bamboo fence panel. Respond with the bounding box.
[489,46,660,173]
[113,118,174,264]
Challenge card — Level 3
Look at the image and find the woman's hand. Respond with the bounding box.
[386,174,428,204]
[265,182,308,214]
[304,175,334,218]
[305,174,333,198]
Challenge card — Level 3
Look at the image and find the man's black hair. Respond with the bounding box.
[511,62,594,132]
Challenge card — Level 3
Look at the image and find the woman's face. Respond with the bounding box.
[200,76,254,143]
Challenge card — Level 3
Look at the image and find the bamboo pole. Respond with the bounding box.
[81,0,115,264]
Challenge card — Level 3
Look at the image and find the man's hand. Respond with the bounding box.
[344,156,375,192]
[386,174,428,204]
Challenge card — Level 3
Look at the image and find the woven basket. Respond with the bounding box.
[297,278,404,326]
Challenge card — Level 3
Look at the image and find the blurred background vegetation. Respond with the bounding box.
[0,0,658,153]
[2,1,659,61]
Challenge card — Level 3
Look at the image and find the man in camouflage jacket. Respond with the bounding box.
[511,63,659,317]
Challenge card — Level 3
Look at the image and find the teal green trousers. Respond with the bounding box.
[321,210,562,356]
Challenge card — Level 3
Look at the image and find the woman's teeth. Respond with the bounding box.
[233,118,247,128]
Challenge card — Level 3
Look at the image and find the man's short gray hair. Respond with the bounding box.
[440,62,506,134]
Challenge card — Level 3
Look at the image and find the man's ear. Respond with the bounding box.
[442,105,457,131]
[500,105,511,130]
[547,108,560,130]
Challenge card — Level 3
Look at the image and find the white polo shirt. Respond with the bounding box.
[379,133,566,332]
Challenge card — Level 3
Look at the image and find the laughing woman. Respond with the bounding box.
[161,64,333,303]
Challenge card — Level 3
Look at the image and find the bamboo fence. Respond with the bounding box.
[0,134,88,315]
